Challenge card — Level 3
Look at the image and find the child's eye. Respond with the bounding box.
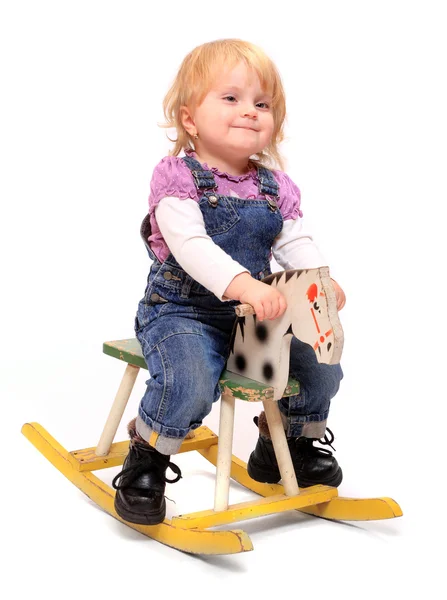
[223,95,237,102]
[256,102,270,109]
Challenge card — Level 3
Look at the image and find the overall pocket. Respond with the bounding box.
[199,195,240,236]
[134,297,169,333]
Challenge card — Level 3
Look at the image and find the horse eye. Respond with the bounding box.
[313,302,320,310]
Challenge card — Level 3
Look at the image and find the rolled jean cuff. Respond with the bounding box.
[278,406,329,439]
[136,414,185,455]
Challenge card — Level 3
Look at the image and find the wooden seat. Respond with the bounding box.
[99,337,302,510]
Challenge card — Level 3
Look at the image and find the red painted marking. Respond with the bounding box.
[310,308,321,333]
[307,284,318,303]
[314,331,334,353]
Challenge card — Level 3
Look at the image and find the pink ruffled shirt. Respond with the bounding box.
[148,153,304,262]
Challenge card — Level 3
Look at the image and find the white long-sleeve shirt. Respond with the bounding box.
[155,196,327,301]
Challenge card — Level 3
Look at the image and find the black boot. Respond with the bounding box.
[112,423,182,525]
[247,415,342,488]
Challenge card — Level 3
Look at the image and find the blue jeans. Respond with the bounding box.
[135,258,343,454]
[135,293,236,454]
[135,155,343,454]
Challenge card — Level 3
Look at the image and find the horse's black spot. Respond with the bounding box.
[255,323,268,342]
[317,346,321,356]
[327,342,332,352]
[263,362,274,380]
[235,354,246,371]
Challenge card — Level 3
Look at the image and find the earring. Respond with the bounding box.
[193,133,199,139]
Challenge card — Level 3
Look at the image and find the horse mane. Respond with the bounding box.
[229,316,244,355]
[262,269,309,286]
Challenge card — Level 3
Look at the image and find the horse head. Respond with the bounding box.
[286,267,343,365]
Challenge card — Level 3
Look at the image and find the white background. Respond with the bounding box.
[2,0,445,598]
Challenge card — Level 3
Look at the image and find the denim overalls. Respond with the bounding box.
[135,155,343,454]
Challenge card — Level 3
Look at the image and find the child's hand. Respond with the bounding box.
[224,272,287,321]
[331,278,346,311]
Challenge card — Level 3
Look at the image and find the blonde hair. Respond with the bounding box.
[161,39,287,170]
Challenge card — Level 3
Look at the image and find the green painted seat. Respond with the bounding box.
[103,338,300,402]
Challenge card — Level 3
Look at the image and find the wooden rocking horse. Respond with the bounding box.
[21,266,402,555]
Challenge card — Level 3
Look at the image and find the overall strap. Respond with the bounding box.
[257,166,279,197]
[182,155,217,191]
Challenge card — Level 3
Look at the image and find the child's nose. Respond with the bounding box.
[242,108,258,119]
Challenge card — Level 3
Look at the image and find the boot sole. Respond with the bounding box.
[114,494,166,526]
[247,454,343,488]
[247,455,282,484]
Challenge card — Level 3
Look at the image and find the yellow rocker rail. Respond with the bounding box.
[22,421,402,556]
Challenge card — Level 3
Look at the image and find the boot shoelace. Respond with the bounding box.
[296,428,337,456]
[254,415,337,453]
[318,427,336,452]
[112,442,182,491]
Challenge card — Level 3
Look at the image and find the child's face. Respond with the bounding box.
[185,62,275,162]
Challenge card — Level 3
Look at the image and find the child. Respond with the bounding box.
[112,39,346,525]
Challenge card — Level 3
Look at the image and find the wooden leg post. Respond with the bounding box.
[95,364,140,456]
[214,391,236,512]
[262,401,300,496]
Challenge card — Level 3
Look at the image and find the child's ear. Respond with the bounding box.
[180,106,196,136]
